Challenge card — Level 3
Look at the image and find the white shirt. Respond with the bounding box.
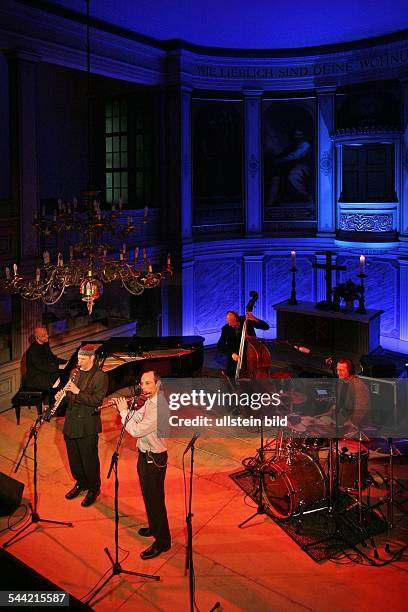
[120,393,167,453]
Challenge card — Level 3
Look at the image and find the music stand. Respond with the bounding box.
[3,416,73,549]
[85,401,159,607]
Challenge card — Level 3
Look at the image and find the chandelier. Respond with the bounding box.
[1,2,171,315]
[2,190,171,314]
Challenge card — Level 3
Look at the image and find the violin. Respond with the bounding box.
[235,291,272,380]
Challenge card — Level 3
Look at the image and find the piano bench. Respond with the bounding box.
[11,389,49,425]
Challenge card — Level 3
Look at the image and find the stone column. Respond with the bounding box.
[180,87,192,241]
[7,49,41,261]
[400,79,408,241]
[244,255,264,322]
[12,297,42,361]
[316,88,336,237]
[399,259,408,342]
[243,90,263,234]
[182,259,195,336]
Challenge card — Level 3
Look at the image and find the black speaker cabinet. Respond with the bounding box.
[0,472,24,516]
[360,354,397,378]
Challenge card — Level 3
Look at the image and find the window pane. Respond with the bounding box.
[113,117,120,132]
[113,152,120,168]
[121,152,128,167]
[106,173,112,188]
[106,188,112,203]
[106,153,112,169]
[113,136,119,152]
[121,116,127,132]
[121,136,128,152]
[121,172,128,188]
[106,137,112,153]
[105,118,112,134]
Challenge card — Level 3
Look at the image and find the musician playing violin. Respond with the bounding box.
[217,309,270,378]
[114,370,171,560]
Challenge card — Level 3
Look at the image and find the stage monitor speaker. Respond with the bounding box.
[0,472,24,516]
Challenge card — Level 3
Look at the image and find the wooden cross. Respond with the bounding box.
[312,251,346,304]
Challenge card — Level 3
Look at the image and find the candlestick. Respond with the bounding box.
[134,247,139,262]
[356,271,367,314]
[291,250,296,269]
[13,263,18,276]
[148,262,153,273]
[5,267,10,280]
[359,254,365,274]
[69,246,74,260]
[36,268,41,283]
[43,251,50,265]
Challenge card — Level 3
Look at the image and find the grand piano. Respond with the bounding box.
[71,335,205,394]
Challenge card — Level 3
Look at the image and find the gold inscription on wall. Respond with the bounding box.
[195,49,408,79]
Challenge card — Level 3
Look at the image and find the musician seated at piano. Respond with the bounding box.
[217,310,270,377]
[56,344,108,508]
[114,370,171,560]
[23,327,67,393]
[332,358,370,434]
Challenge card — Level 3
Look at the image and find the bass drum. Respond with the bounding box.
[262,452,327,519]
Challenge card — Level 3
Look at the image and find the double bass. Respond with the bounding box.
[235,291,272,379]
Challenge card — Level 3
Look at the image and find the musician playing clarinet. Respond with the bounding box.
[56,344,108,507]
[217,309,270,378]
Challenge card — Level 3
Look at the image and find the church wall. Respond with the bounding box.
[0,54,10,202]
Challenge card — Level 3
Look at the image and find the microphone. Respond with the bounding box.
[183,432,200,455]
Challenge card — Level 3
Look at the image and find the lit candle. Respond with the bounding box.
[143,206,148,220]
[359,255,365,274]
[122,243,127,254]
[143,248,147,261]
[134,247,139,261]
[35,268,41,283]
[119,250,124,261]
[291,250,296,268]
[13,263,18,276]
[103,247,108,257]
[148,261,153,273]
[167,253,171,267]
[69,246,74,260]
[57,252,63,266]
[43,251,50,265]
[5,267,10,280]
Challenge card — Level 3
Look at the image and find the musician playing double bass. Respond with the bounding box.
[217,296,271,378]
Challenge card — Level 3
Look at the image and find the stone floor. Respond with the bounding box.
[0,392,407,611]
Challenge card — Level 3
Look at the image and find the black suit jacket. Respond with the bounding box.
[24,341,65,391]
[63,364,108,439]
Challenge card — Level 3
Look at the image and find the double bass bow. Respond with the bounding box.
[235,291,272,380]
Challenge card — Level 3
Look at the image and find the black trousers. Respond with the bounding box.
[64,434,101,492]
[137,450,170,547]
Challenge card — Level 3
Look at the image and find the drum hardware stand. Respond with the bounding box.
[334,431,380,560]
[238,415,269,528]
[85,402,159,607]
[3,416,73,549]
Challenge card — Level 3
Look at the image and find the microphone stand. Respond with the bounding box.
[85,398,159,606]
[184,440,196,612]
[3,415,73,549]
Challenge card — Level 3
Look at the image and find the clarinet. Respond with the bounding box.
[42,367,80,422]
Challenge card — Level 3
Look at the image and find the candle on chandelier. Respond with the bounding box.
[143,248,147,261]
[103,247,108,257]
[122,243,127,254]
[43,251,50,265]
[167,253,171,267]
[5,267,10,280]
[359,255,365,274]
[143,206,148,221]
[57,253,63,266]
[291,250,296,268]
[148,261,153,273]
[13,263,18,276]
[69,246,74,260]
[134,247,139,261]
[35,268,41,283]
